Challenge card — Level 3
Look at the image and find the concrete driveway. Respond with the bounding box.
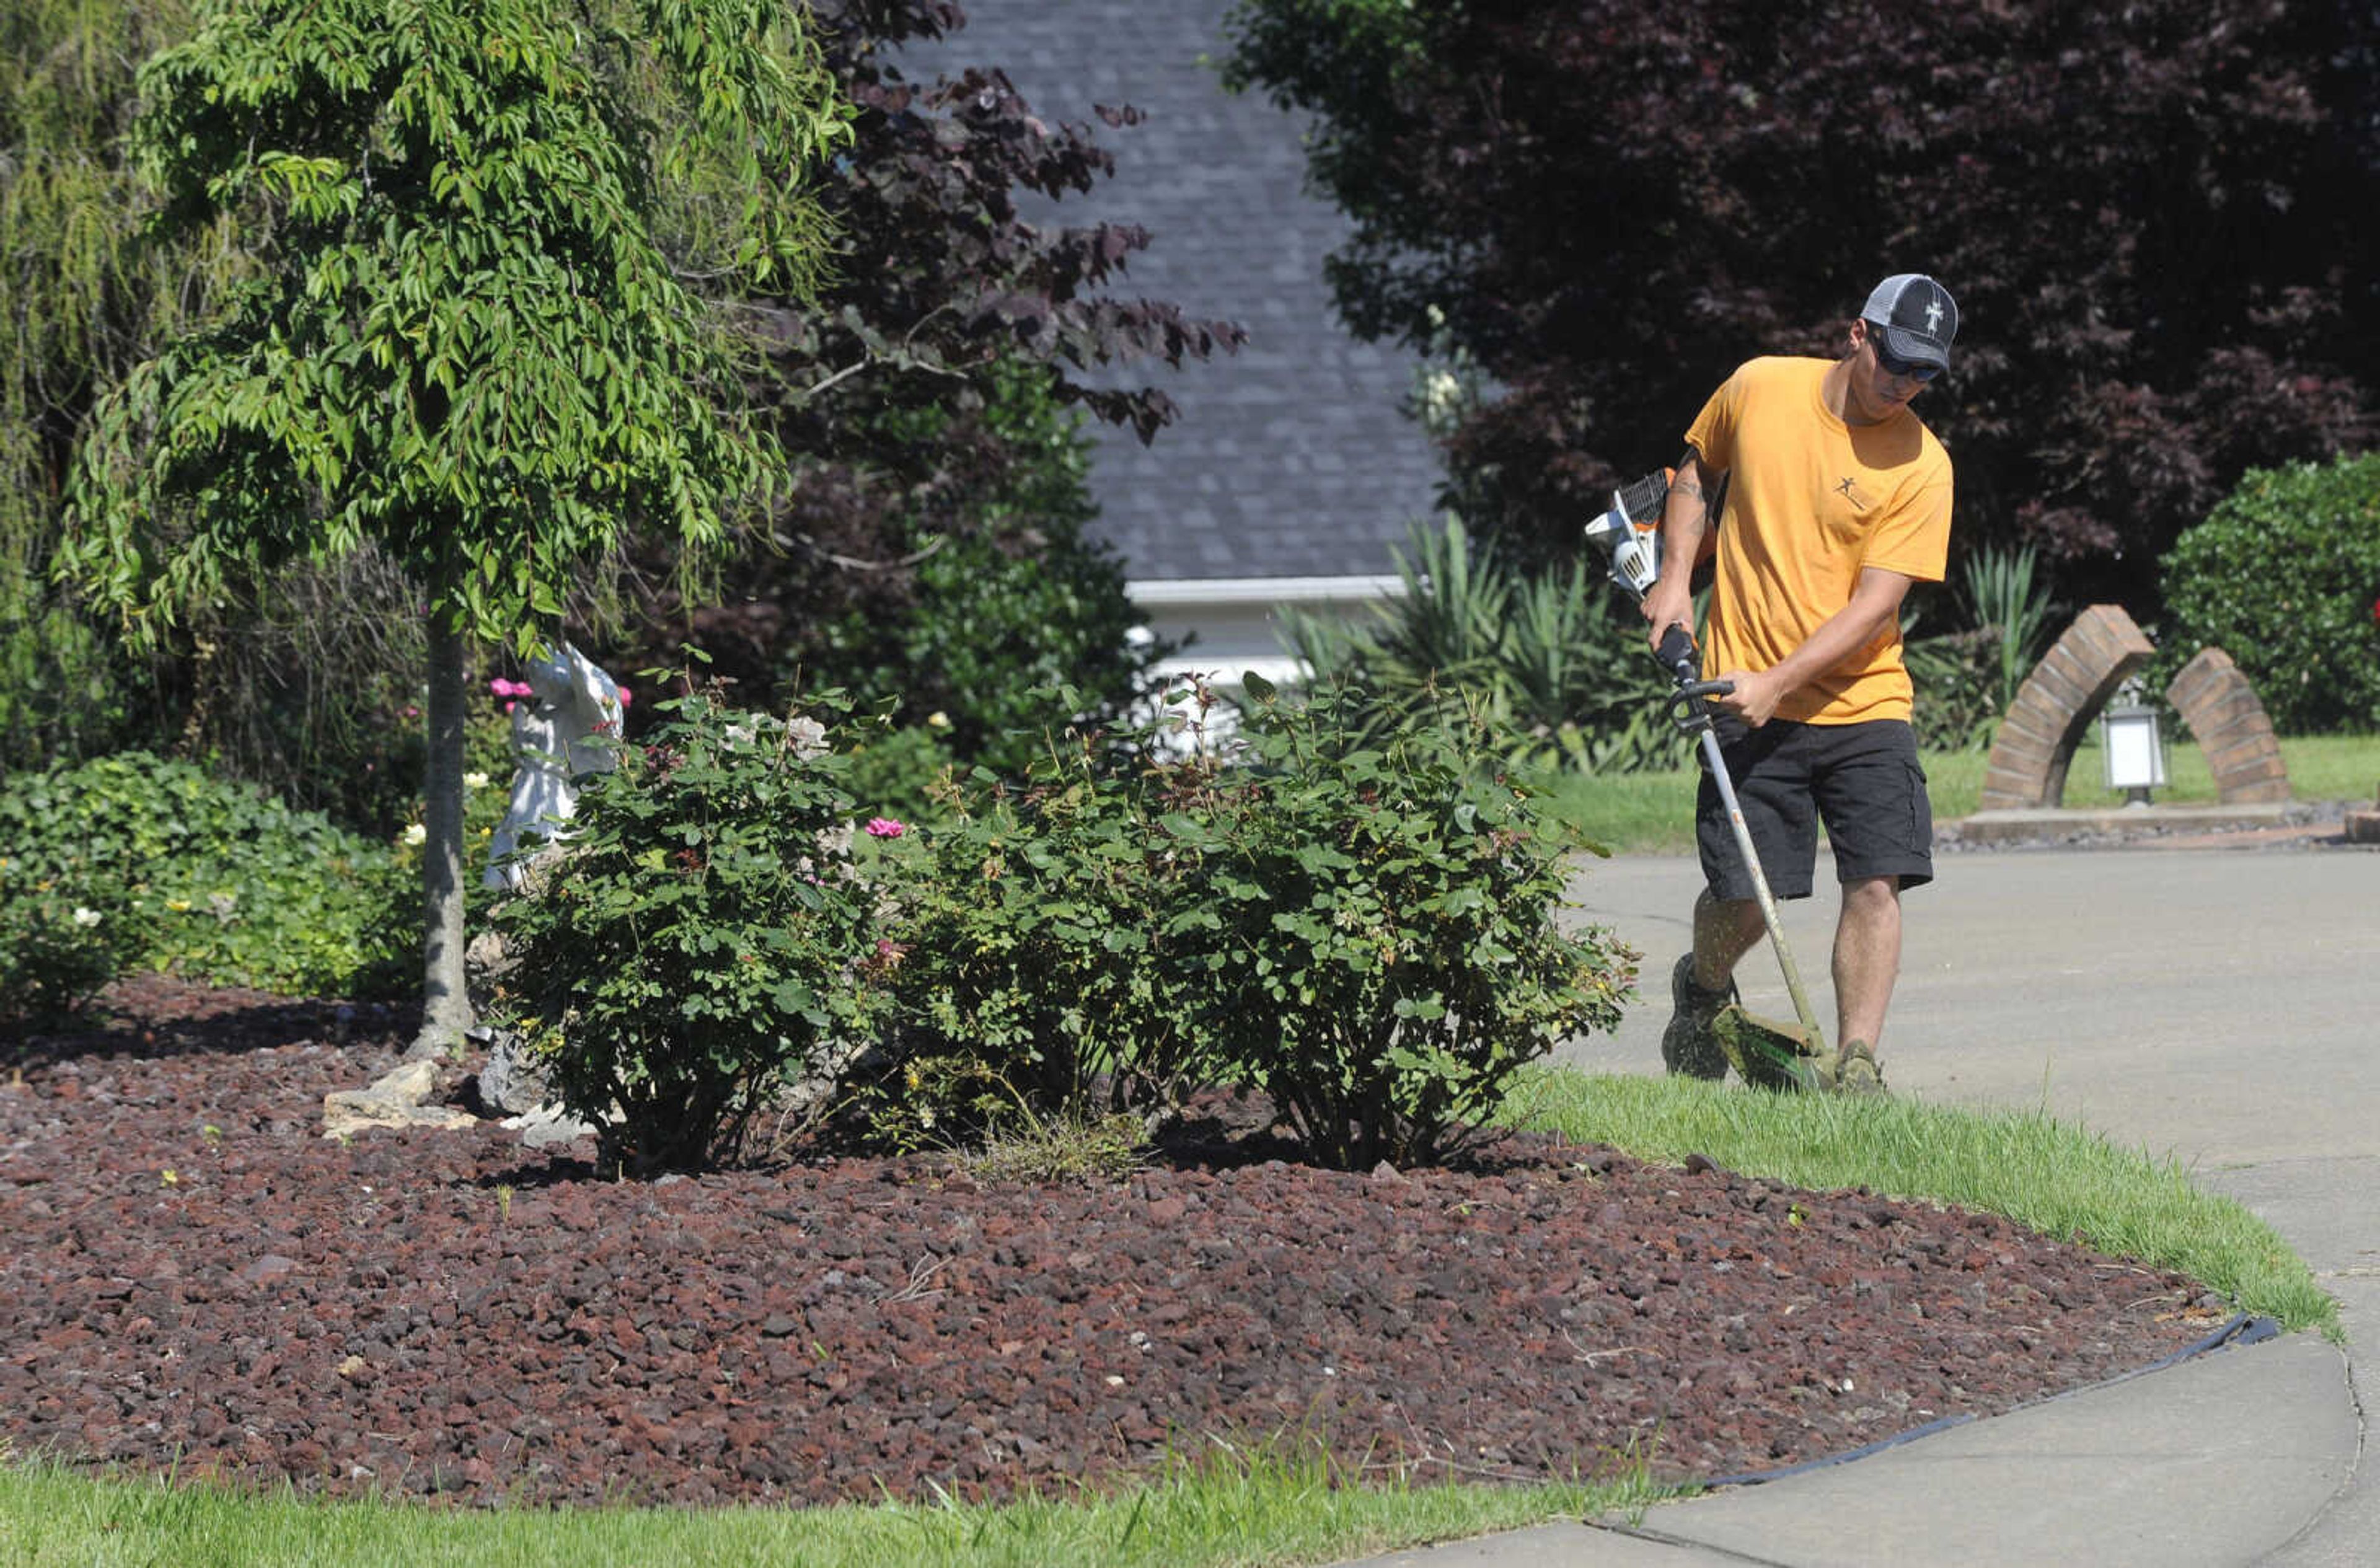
[1554,839,2380,1564]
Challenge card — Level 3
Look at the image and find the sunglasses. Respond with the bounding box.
[1864,324,1941,382]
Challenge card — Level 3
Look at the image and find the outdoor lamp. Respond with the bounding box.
[2101,679,2167,807]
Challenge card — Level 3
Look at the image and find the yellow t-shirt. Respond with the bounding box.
[1685,356,1953,725]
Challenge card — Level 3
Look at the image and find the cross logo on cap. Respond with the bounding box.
[1923,297,1944,334]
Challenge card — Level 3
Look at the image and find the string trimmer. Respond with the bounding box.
[1582,473,1838,1093]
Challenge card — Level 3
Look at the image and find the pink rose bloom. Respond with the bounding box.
[617,687,632,706]
[865,817,906,839]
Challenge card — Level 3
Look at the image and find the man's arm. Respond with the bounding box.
[1641,447,1719,646]
[1712,566,1916,728]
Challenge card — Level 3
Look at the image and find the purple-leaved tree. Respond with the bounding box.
[1222,0,2379,608]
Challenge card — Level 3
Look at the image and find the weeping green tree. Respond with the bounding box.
[61,0,848,1056]
[0,0,213,769]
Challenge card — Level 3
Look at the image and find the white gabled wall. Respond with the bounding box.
[1123,574,1405,749]
[1127,573,1404,687]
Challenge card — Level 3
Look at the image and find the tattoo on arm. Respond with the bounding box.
[1671,451,1708,513]
[1666,447,1723,532]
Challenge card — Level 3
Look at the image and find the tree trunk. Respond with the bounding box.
[406,612,476,1060]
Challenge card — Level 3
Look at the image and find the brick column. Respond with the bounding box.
[2346,786,2380,844]
[2165,648,2292,804]
[1978,605,2156,810]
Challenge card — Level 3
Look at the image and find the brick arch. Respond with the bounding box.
[2165,648,2291,803]
[1978,606,2156,810]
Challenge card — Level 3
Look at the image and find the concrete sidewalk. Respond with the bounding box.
[1338,839,2376,1567]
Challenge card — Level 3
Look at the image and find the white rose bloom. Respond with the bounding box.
[73,907,102,928]
[403,823,427,847]
[464,771,490,790]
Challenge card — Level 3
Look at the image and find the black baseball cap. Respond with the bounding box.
[1861,274,1959,372]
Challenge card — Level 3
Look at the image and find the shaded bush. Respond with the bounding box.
[796,363,1168,785]
[0,752,413,1028]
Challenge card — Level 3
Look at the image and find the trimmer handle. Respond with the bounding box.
[1654,623,1702,688]
[1654,623,1734,734]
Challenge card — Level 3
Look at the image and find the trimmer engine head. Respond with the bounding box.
[1580,470,1673,599]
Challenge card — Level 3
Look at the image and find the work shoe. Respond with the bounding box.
[1834,1039,1888,1097]
[1661,954,1733,1080]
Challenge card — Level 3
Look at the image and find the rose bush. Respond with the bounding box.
[489,679,1634,1176]
[488,690,899,1173]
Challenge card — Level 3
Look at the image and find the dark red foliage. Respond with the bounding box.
[1225,0,2379,607]
[612,1,1241,708]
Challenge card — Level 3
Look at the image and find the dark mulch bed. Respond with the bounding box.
[0,975,2226,1510]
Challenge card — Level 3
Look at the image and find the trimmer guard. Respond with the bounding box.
[1712,1005,1837,1093]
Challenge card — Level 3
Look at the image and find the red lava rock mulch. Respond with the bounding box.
[0,975,2226,1509]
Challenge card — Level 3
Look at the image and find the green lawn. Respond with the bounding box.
[0,1447,1661,1568]
[1504,1070,2336,1338]
[0,1065,2334,1568]
[1534,732,2380,855]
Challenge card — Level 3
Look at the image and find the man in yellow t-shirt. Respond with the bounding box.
[1637,274,1958,1096]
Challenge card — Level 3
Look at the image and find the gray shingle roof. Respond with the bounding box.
[893,0,1441,584]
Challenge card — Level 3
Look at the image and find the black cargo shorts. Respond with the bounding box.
[1695,716,1933,901]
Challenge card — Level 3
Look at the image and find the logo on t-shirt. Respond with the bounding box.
[1834,475,1861,502]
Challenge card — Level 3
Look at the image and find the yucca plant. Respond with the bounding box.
[1965,542,2059,713]
[1278,515,1680,772]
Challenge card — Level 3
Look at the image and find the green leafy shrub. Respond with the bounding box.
[488,693,897,1174]
[1187,679,1629,1168]
[889,680,1631,1170]
[0,751,413,1024]
[879,720,1225,1150]
[2159,454,2380,734]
